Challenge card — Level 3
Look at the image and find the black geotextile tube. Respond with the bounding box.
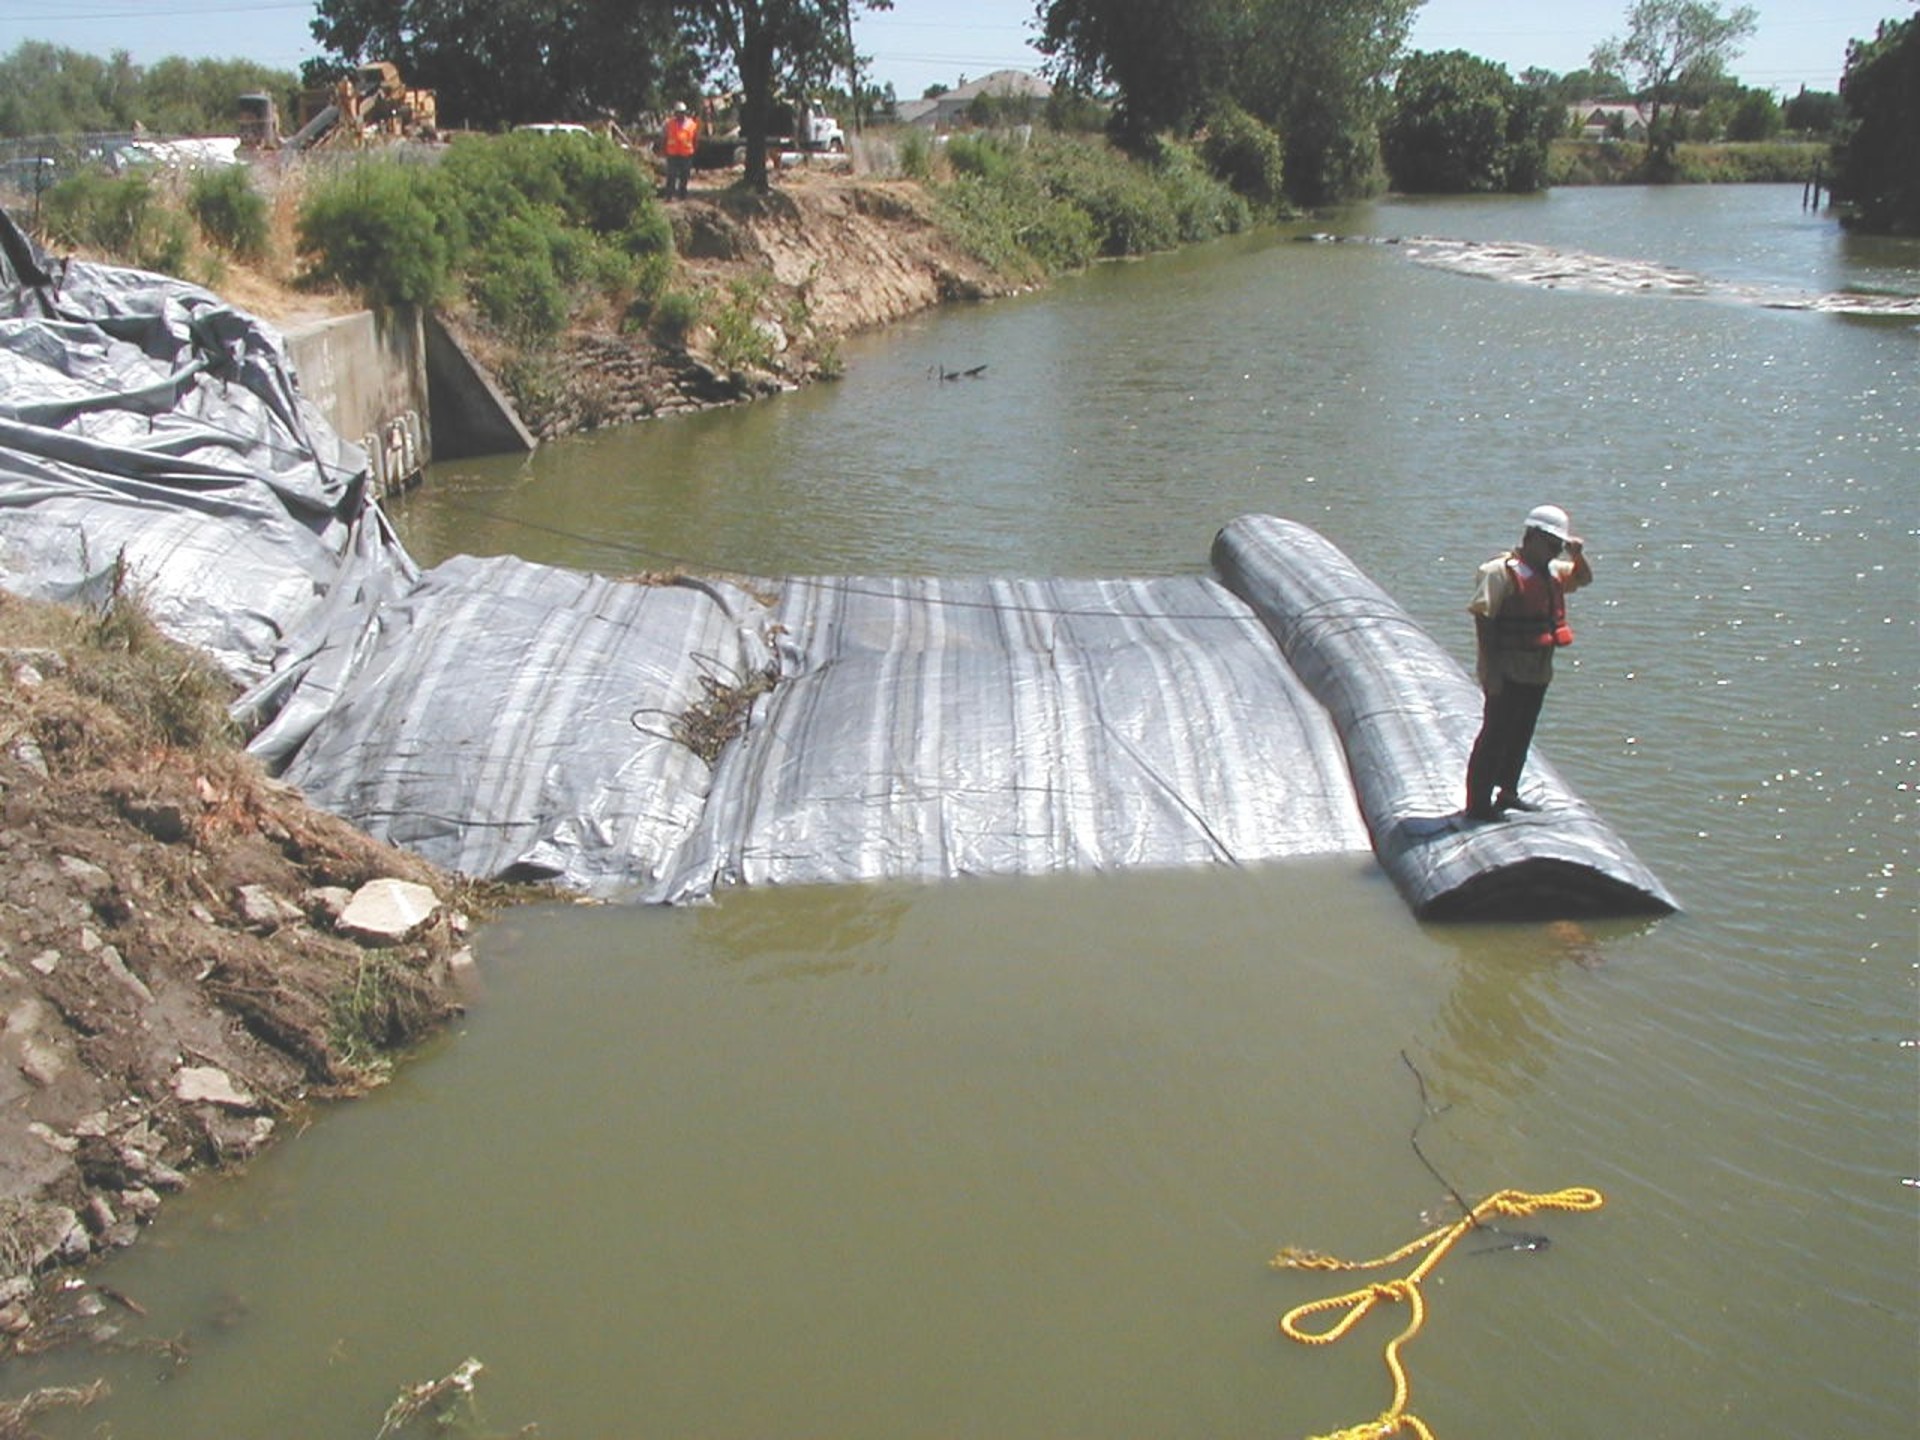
[1211,514,1678,921]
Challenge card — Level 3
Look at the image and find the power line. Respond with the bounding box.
[0,1,310,19]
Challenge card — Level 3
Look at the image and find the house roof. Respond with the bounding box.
[894,70,1056,128]
[941,69,1055,102]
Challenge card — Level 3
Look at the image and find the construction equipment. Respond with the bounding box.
[236,93,283,151]
[287,61,439,151]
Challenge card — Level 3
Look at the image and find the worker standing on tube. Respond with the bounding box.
[1464,504,1592,821]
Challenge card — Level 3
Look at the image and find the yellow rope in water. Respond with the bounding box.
[1271,1186,1604,1440]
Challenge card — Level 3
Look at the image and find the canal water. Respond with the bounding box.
[21,186,1917,1437]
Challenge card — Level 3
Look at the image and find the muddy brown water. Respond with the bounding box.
[19,186,1917,1437]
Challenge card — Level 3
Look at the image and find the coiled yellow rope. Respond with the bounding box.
[1271,1186,1604,1440]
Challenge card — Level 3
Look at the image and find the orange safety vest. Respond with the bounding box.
[1496,558,1573,649]
[664,114,699,157]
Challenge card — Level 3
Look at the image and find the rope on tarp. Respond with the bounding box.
[1271,1186,1604,1440]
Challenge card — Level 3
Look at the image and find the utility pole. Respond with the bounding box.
[842,0,862,134]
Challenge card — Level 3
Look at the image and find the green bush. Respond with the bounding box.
[1034,138,1182,257]
[40,169,193,275]
[1200,101,1288,214]
[294,133,671,330]
[931,130,1254,278]
[899,128,935,182]
[935,171,1087,279]
[1545,138,1826,186]
[296,159,457,307]
[646,287,704,344]
[1146,135,1252,241]
[944,134,1018,184]
[468,213,569,340]
[188,165,269,261]
[709,273,777,372]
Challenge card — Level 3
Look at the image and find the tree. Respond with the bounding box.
[1383,51,1514,192]
[1036,0,1240,148]
[1036,0,1418,205]
[1829,15,1920,234]
[1243,0,1418,204]
[309,1,692,130]
[1590,0,1757,154]
[1781,86,1841,138]
[677,1,891,192]
[0,41,295,139]
[1383,51,1559,194]
[0,41,141,136]
[1723,87,1782,141]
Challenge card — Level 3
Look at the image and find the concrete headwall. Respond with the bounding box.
[285,308,430,484]
[284,307,534,485]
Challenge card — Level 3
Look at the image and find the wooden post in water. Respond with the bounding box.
[1803,162,1824,211]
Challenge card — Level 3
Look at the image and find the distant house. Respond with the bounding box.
[1568,103,1651,142]
[896,69,1057,130]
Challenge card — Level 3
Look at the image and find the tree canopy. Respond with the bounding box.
[1829,14,1919,234]
[1035,0,1417,206]
[1590,0,1757,150]
[308,0,888,191]
[306,0,691,130]
[1382,51,1560,195]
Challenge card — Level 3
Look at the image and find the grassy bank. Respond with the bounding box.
[1548,139,1829,186]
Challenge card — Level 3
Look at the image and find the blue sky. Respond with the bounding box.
[0,0,1900,98]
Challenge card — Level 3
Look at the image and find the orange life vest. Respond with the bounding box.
[1496,558,1573,649]
[664,114,699,157]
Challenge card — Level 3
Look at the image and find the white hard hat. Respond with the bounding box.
[1523,504,1571,541]
[673,101,688,114]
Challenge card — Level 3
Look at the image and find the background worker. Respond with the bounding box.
[1464,504,1592,821]
[663,101,699,199]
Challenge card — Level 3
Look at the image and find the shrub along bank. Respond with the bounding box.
[1546,138,1829,186]
[919,130,1263,282]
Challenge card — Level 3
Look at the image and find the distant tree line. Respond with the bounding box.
[3,0,1911,228]
[0,41,295,138]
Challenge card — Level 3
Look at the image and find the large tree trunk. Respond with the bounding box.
[739,4,774,193]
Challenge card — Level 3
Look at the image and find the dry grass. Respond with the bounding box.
[0,579,238,757]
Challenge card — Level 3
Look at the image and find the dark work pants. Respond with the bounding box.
[1465,681,1548,811]
[665,155,692,198]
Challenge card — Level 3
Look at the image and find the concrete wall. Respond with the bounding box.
[285,306,535,487]
[285,308,430,473]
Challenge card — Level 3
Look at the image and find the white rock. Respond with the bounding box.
[56,855,111,888]
[96,943,153,1005]
[338,878,440,941]
[27,1122,76,1154]
[174,1065,256,1110]
[236,883,303,931]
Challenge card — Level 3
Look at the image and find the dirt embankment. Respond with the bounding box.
[0,593,504,1368]
[519,171,1015,438]
[240,168,1014,441]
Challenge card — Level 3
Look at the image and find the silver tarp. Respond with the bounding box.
[1,211,1673,917]
[650,574,1372,902]
[0,210,412,694]
[277,554,780,893]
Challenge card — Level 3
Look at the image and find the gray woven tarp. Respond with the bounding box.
[276,554,780,893]
[649,574,1372,902]
[0,208,412,694]
[1213,514,1678,918]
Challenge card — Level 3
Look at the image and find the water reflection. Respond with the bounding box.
[689,880,912,980]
